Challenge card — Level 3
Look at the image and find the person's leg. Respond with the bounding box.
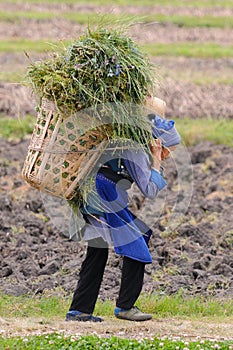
[116,256,145,310]
[115,257,152,321]
[69,238,108,314]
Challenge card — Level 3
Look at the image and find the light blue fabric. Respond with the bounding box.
[151,168,167,190]
[152,115,181,147]
[121,149,166,199]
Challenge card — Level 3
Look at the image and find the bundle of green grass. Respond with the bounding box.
[27,26,156,148]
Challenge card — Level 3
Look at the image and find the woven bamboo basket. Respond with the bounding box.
[22,99,112,200]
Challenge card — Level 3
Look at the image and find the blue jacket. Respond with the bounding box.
[75,149,167,263]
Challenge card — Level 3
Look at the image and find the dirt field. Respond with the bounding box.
[1,316,233,341]
[0,1,233,340]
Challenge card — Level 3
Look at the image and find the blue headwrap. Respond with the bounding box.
[151,115,181,148]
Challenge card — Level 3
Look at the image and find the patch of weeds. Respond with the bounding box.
[224,230,233,246]
[1,333,233,349]
[11,225,26,235]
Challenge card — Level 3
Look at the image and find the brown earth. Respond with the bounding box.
[0,1,233,340]
[0,2,232,17]
[1,19,233,44]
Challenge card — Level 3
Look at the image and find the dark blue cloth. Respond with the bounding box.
[95,172,152,263]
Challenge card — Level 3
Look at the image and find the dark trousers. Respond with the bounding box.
[69,238,145,314]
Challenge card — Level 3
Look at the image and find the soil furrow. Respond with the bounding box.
[1,20,233,45]
[0,3,232,17]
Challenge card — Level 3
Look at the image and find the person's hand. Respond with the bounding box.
[149,139,162,171]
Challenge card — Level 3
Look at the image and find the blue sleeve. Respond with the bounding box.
[151,168,167,190]
[121,149,167,199]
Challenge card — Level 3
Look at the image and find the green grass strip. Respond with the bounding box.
[149,14,233,28]
[1,11,233,28]
[0,114,35,140]
[143,42,233,59]
[0,11,54,21]
[136,292,233,318]
[0,69,27,83]
[0,40,232,59]
[175,117,233,147]
[0,334,232,350]
[65,13,233,28]
[0,291,233,319]
[0,115,233,147]
[0,39,64,53]
[160,69,233,86]
[2,0,233,8]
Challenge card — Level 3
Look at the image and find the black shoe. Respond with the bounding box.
[66,311,103,322]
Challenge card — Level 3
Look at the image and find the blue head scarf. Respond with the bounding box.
[151,115,181,148]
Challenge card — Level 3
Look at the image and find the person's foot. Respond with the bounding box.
[114,306,152,321]
[66,310,103,322]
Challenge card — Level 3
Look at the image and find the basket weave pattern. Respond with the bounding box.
[22,99,110,200]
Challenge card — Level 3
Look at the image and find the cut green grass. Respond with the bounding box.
[1,11,233,28]
[2,0,233,8]
[0,40,232,59]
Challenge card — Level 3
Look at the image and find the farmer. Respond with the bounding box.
[66,110,181,322]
